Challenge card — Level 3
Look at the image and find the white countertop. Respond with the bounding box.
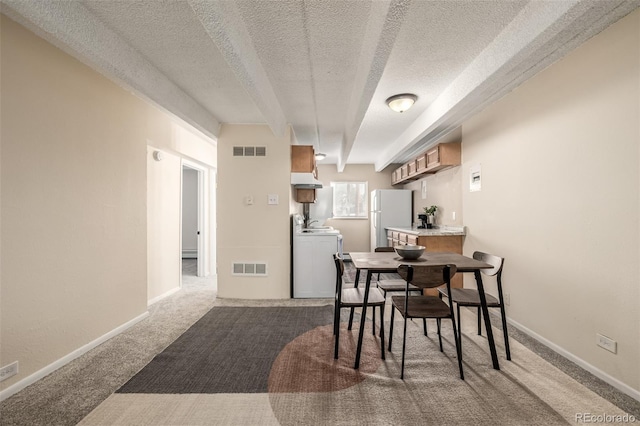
[385,226,466,236]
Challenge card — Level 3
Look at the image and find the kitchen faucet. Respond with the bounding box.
[307,219,318,228]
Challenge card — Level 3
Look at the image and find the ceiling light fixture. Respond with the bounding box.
[386,93,417,113]
[315,152,327,161]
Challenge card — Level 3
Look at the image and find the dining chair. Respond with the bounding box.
[438,251,510,360]
[374,247,426,336]
[388,264,463,380]
[333,253,386,361]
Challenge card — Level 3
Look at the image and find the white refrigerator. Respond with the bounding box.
[370,189,412,251]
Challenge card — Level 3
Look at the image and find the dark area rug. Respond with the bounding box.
[117,305,334,394]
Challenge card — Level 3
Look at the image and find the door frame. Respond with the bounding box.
[181,159,208,279]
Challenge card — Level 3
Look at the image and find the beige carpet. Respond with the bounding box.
[79,303,632,426]
[2,262,636,426]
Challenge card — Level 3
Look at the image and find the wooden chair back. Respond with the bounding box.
[397,264,457,289]
[473,251,504,277]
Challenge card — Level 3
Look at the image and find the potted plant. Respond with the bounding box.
[423,205,437,228]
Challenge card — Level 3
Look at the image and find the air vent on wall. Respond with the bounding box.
[233,146,267,157]
[232,262,268,276]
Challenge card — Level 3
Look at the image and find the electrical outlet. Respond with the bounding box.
[503,293,510,306]
[0,361,18,382]
[596,334,617,354]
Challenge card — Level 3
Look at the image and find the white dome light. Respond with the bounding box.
[386,94,417,113]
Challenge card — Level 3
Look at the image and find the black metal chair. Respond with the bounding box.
[438,251,510,360]
[333,253,386,361]
[374,247,426,335]
[388,264,463,379]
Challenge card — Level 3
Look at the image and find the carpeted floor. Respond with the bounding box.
[79,303,632,425]
[1,260,639,425]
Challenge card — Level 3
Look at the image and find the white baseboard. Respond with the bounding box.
[508,317,640,402]
[147,287,181,306]
[0,311,149,402]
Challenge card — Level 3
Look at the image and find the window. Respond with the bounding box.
[331,181,368,218]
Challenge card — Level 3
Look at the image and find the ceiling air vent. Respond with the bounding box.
[232,262,268,276]
[233,146,267,157]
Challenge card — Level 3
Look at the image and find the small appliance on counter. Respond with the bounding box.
[417,214,428,229]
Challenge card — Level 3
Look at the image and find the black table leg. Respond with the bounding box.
[354,270,373,369]
[475,270,500,370]
[348,269,361,329]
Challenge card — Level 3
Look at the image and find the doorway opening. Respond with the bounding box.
[181,163,204,278]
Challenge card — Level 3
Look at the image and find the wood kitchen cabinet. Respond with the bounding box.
[291,145,317,175]
[424,142,461,173]
[386,230,463,293]
[391,142,461,185]
[291,145,318,203]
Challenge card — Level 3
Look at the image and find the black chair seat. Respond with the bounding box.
[341,287,385,307]
[439,287,500,307]
[391,295,451,318]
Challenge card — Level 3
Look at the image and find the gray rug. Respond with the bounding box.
[117,306,334,394]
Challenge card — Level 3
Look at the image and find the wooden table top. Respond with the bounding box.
[349,251,492,272]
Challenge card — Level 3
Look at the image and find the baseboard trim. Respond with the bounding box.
[0,311,149,402]
[147,287,181,306]
[508,317,640,402]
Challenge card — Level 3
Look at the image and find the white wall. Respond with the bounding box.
[217,124,291,299]
[145,118,217,302]
[1,15,148,391]
[416,10,639,397]
[403,165,464,228]
[146,149,181,303]
[0,14,217,397]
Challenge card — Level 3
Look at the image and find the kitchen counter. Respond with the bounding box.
[385,226,466,236]
[384,226,465,291]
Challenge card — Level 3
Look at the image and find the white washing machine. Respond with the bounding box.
[292,214,343,298]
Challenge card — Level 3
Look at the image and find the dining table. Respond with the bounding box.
[349,250,500,371]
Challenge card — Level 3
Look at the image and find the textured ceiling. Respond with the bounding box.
[2,0,639,171]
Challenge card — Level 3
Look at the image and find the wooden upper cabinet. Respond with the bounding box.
[426,146,440,169]
[425,142,461,173]
[291,145,316,174]
[407,159,418,178]
[415,154,427,173]
[391,142,461,185]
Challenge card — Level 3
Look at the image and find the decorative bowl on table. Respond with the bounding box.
[394,245,425,260]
